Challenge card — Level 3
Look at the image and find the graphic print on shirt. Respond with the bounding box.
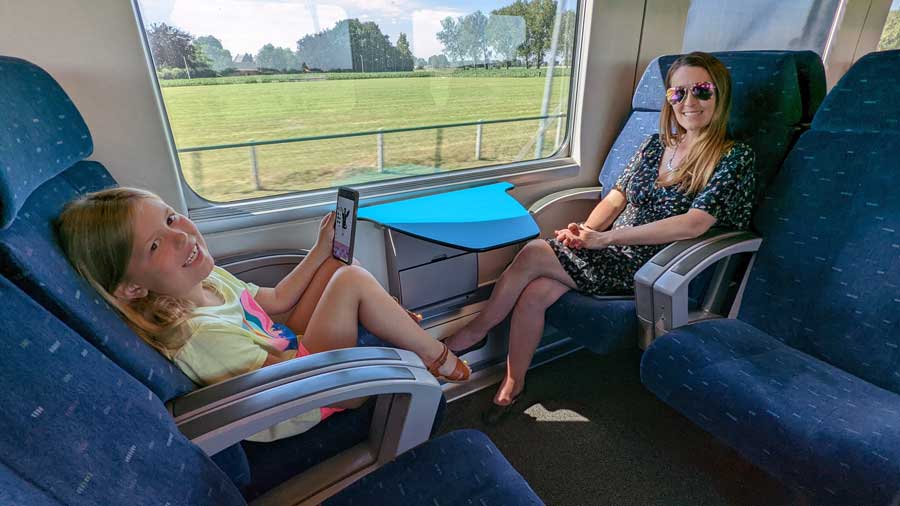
[238,290,299,351]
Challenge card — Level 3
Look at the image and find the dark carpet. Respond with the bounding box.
[438,348,801,506]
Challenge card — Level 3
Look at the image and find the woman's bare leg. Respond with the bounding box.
[284,257,352,334]
[301,265,464,377]
[494,277,571,405]
[445,239,578,352]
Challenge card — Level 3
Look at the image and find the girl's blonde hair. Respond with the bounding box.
[659,51,734,195]
[56,187,208,359]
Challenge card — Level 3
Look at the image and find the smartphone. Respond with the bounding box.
[332,186,359,264]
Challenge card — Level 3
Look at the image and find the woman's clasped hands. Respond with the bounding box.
[553,222,612,250]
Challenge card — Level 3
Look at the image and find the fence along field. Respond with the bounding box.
[164,73,571,203]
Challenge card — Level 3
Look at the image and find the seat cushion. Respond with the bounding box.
[642,319,900,505]
[325,429,544,506]
[546,292,636,354]
[0,276,245,506]
[0,161,196,402]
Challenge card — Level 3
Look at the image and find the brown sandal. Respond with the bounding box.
[426,342,471,383]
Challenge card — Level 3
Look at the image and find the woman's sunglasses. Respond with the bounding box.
[666,81,716,105]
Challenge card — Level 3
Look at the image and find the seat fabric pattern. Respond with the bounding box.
[325,429,544,506]
[811,49,900,134]
[0,56,92,228]
[1,462,66,506]
[241,401,376,500]
[0,57,429,496]
[740,131,900,394]
[0,276,245,506]
[641,319,900,506]
[545,293,636,354]
[714,50,825,123]
[0,161,194,401]
[598,111,659,197]
[642,50,900,505]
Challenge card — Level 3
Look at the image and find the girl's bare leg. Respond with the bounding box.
[284,257,352,334]
[494,277,571,405]
[445,239,578,352]
[301,265,464,377]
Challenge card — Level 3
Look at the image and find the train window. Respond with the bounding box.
[682,0,843,55]
[878,0,900,51]
[135,0,579,203]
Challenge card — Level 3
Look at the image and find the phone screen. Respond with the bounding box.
[333,191,357,263]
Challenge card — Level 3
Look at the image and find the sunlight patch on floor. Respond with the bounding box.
[524,403,590,422]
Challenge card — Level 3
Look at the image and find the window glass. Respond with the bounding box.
[878,0,900,51]
[682,0,842,55]
[136,0,578,203]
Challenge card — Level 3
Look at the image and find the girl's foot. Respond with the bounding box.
[426,343,471,382]
[443,326,486,353]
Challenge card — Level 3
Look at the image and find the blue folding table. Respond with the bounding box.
[358,182,539,252]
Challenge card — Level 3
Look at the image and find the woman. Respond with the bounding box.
[445,52,756,424]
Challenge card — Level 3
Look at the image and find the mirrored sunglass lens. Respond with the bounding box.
[692,83,713,100]
[666,88,685,104]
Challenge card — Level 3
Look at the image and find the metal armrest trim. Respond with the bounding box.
[528,186,602,215]
[652,232,762,336]
[171,348,423,420]
[634,229,743,349]
[179,365,440,456]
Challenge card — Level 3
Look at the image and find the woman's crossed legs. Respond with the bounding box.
[445,239,579,405]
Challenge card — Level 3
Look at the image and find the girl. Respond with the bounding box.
[445,52,757,424]
[57,188,469,438]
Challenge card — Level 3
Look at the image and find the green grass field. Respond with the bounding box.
[163,74,571,202]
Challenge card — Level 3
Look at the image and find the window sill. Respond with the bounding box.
[192,157,581,234]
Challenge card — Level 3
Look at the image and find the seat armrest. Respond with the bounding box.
[650,232,762,339]
[180,364,442,506]
[170,348,426,421]
[634,228,746,349]
[528,186,602,216]
[178,364,440,455]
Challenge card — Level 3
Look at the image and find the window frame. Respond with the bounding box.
[132,0,586,227]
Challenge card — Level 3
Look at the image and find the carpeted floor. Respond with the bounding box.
[438,348,800,506]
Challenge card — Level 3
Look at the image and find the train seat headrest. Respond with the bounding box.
[812,49,900,134]
[0,56,93,229]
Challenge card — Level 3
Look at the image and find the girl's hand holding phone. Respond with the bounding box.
[311,212,336,259]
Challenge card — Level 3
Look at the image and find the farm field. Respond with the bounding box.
[162,74,571,202]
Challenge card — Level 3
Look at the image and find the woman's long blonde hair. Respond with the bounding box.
[659,51,734,195]
[56,187,209,359]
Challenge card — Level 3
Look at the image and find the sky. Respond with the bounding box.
[137,0,514,59]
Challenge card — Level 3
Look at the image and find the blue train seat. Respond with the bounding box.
[543,50,823,354]
[0,55,443,500]
[0,274,543,506]
[640,49,900,505]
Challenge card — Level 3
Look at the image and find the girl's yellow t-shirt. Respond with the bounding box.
[173,266,321,442]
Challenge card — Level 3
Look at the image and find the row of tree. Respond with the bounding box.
[146,0,577,77]
[148,21,416,75]
[438,1,576,69]
[295,19,415,72]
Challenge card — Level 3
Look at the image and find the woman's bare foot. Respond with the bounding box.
[443,326,486,353]
[494,378,524,406]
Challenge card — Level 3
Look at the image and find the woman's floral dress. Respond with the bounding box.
[548,134,756,295]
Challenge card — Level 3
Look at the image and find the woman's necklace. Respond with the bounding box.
[666,140,682,173]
